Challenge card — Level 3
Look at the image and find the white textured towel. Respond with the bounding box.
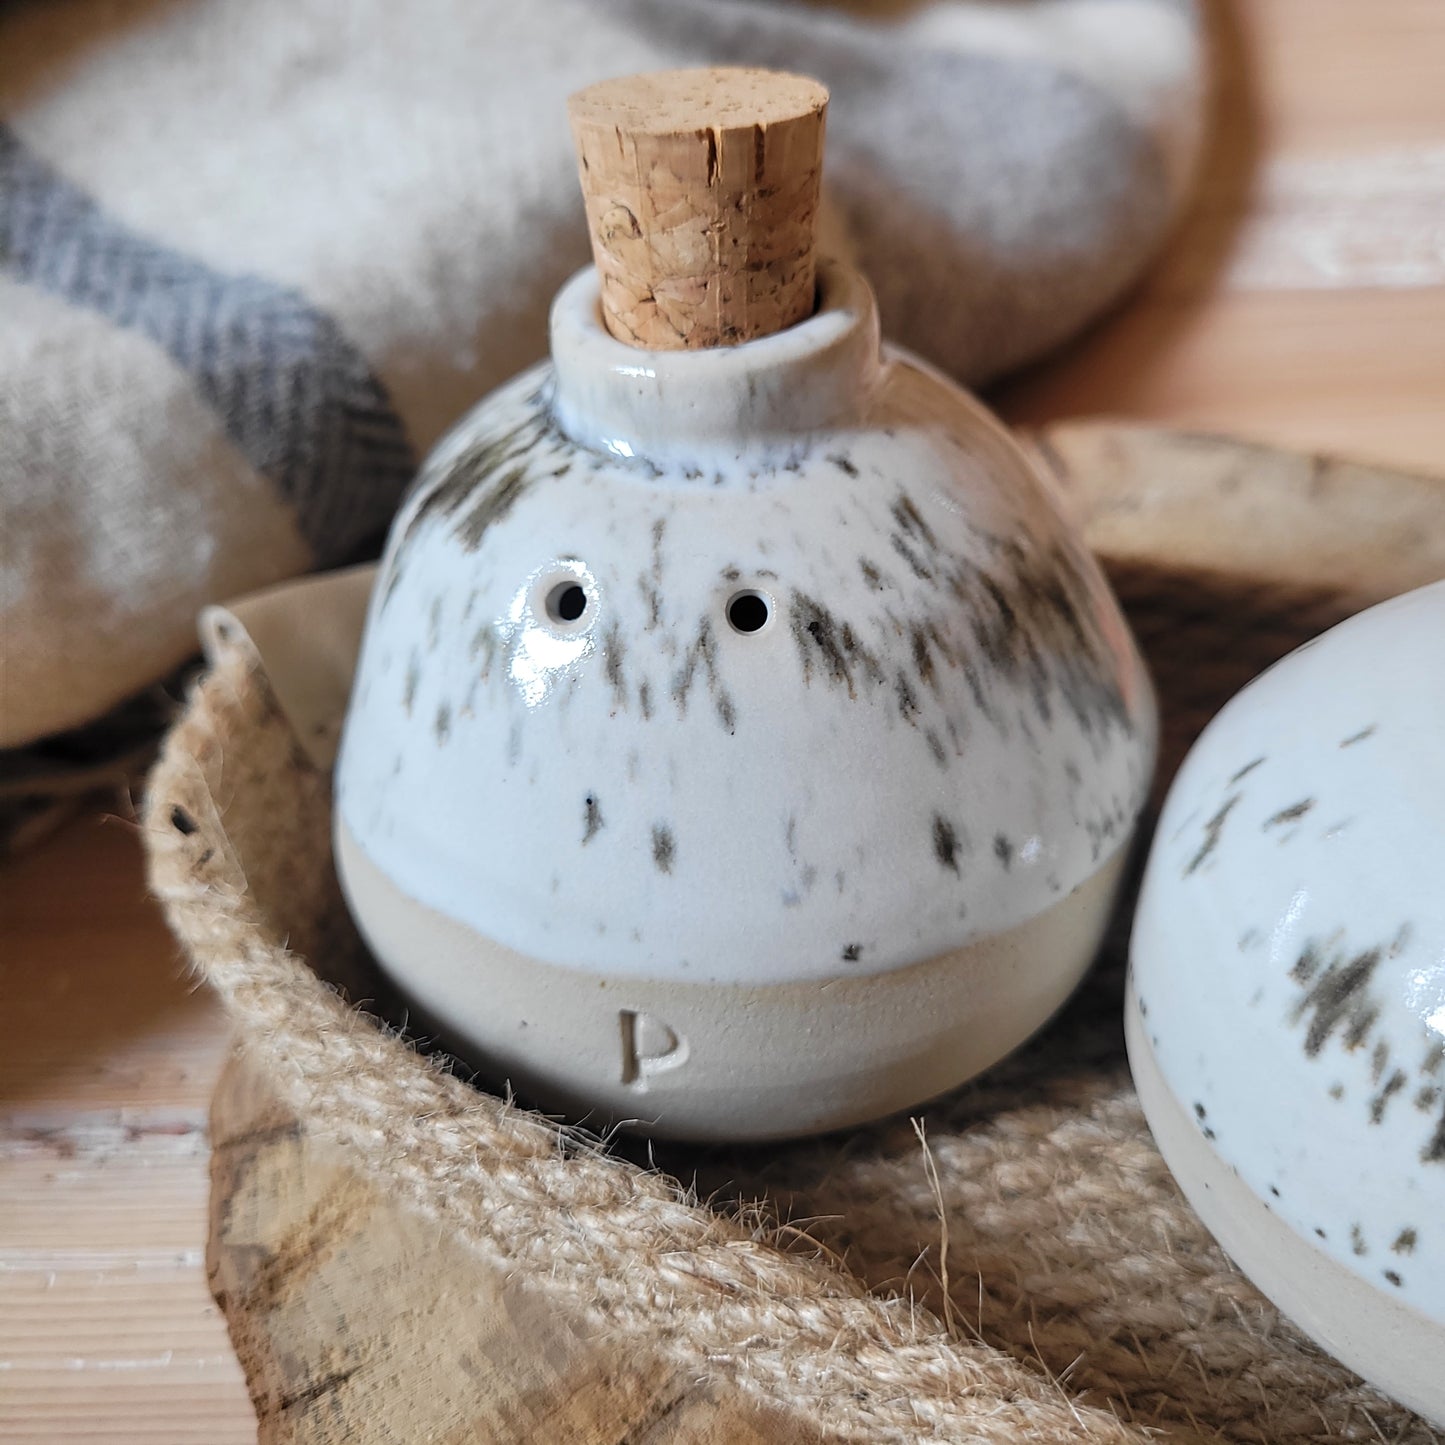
[0,0,1204,747]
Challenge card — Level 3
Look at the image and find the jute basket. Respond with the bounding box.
[145,424,1445,1444]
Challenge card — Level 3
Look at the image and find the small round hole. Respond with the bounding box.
[727,590,771,634]
[546,582,589,624]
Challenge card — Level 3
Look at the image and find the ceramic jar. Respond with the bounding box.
[334,257,1157,1141]
[1129,580,1445,1425]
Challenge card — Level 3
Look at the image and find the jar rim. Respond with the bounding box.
[548,257,884,470]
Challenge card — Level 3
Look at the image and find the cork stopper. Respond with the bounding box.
[568,68,828,351]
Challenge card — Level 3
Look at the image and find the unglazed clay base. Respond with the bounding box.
[1127,985,1445,1428]
[337,817,1127,1142]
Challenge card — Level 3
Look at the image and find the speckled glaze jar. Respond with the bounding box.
[1128,580,1445,1425]
[334,259,1157,1141]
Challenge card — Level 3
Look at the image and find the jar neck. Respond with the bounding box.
[548,258,884,470]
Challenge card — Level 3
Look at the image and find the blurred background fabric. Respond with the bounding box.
[0,0,1205,751]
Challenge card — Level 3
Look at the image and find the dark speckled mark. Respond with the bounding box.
[932,814,962,875]
[890,532,934,581]
[603,623,627,711]
[1384,1269,1403,1287]
[1371,1040,1390,1083]
[651,825,675,874]
[638,679,653,720]
[403,654,420,716]
[582,794,603,845]
[1341,725,1377,747]
[1185,794,1240,876]
[1264,798,1315,829]
[909,623,937,695]
[827,453,859,478]
[638,571,663,630]
[672,616,736,733]
[394,406,557,567]
[994,834,1014,870]
[924,729,947,767]
[472,624,500,680]
[1291,941,1322,984]
[1351,1223,1368,1256]
[859,558,886,591]
[894,670,920,724]
[1291,942,1381,1056]
[1229,756,1267,784]
[789,591,883,700]
[432,498,521,602]
[841,943,863,962]
[891,491,939,551]
[1292,931,1444,1161]
[1427,1099,1445,1164]
[434,702,451,744]
[1393,1227,1418,1255]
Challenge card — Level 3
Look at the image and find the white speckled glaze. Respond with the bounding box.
[335,259,1156,1138]
[1129,580,1445,1424]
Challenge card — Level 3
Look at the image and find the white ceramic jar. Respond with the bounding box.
[335,258,1157,1141]
[1129,580,1445,1425]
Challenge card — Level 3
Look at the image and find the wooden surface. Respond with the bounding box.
[208,1054,821,1445]
[3,3,1444,1439]
[199,425,1445,1445]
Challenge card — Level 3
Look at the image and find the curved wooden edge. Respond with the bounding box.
[199,423,1445,1442]
[206,1047,825,1445]
[1027,421,1445,603]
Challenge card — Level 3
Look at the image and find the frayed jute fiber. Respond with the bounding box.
[145,425,1445,1443]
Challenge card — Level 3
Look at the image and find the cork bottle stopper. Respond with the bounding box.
[568,67,828,350]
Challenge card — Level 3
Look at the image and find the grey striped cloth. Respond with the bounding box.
[0,0,1203,750]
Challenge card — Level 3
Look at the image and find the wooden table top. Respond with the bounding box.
[4,3,1443,1439]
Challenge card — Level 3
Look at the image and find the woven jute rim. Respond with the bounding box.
[144,425,1445,1442]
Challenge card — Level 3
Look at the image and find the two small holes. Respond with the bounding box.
[543,579,771,634]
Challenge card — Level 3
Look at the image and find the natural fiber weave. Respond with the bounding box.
[145,427,1445,1444]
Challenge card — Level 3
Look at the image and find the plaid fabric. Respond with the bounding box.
[0,0,1202,748]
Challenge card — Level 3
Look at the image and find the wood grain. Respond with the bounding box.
[207,1055,821,1445]
[0,819,253,1441]
[4,3,1445,1439]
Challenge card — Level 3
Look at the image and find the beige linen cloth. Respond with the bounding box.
[0,0,1203,750]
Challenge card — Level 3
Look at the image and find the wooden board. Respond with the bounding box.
[191,423,1445,1443]
[5,3,1445,1437]
[207,1054,822,1445]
